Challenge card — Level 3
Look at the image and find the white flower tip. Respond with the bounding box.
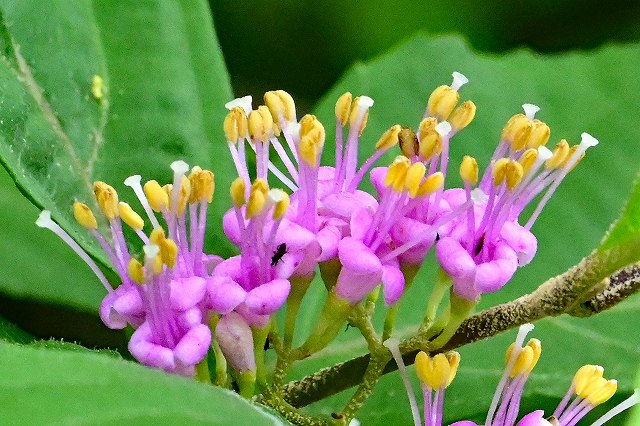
[268,188,286,203]
[537,146,553,162]
[383,337,400,352]
[348,419,361,426]
[471,188,489,204]
[124,175,142,187]
[515,323,535,347]
[451,71,469,91]
[358,95,374,109]
[435,121,452,137]
[170,160,189,176]
[35,210,53,228]
[522,104,540,120]
[143,244,160,259]
[286,122,301,138]
[580,132,599,148]
[225,95,253,115]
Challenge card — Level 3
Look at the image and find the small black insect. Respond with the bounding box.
[270,243,287,266]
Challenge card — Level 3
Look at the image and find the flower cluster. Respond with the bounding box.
[38,71,602,399]
[387,324,640,426]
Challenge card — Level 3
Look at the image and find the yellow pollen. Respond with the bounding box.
[159,238,178,268]
[505,160,524,190]
[349,97,370,135]
[427,85,459,120]
[508,345,534,377]
[574,365,604,395]
[418,126,443,161]
[384,156,410,191]
[492,158,510,186]
[405,162,427,198]
[335,92,352,126]
[299,115,326,166]
[91,75,105,101]
[143,180,169,212]
[264,91,285,122]
[527,120,550,148]
[416,172,444,196]
[587,380,617,405]
[128,258,145,284]
[460,156,479,185]
[501,114,532,151]
[545,139,570,169]
[176,176,191,216]
[247,179,269,218]
[449,100,476,131]
[375,125,401,150]
[272,190,290,220]
[93,181,119,220]
[519,148,538,175]
[399,127,419,158]
[415,351,458,389]
[150,227,166,246]
[230,177,246,208]
[276,90,296,122]
[118,202,144,230]
[563,145,583,170]
[73,201,98,229]
[444,352,461,387]
[527,338,542,370]
[189,167,215,203]
[248,106,274,142]
[224,107,248,142]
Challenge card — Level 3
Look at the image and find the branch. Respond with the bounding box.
[281,253,640,408]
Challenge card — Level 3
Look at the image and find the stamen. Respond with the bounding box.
[128,258,145,284]
[125,175,161,229]
[335,92,353,127]
[270,189,290,220]
[522,103,540,120]
[450,71,469,91]
[384,338,421,426]
[73,202,98,230]
[36,211,112,293]
[225,95,252,115]
[449,100,476,132]
[93,182,119,220]
[118,202,144,230]
[591,389,640,426]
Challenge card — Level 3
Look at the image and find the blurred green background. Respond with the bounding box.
[2,0,640,354]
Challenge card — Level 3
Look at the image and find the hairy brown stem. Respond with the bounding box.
[281,254,640,408]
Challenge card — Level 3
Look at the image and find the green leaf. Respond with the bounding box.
[600,171,640,252]
[0,314,32,344]
[287,34,640,423]
[0,341,285,425]
[0,0,234,310]
[29,338,121,358]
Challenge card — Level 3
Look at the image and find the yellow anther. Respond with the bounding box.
[501,114,532,151]
[348,97,370,136]
[460,156,479,185]
[176,176,191,216]
[150,227,166,246]
[335,92,352,126]
[248,105,274,142]
[118,202,144,230]
[73,201,98,230]
[375,125,401,150]
[580,376,608,400]
[93,182,119,220]
[492,158,510,186]
[230,177,246,208]
[128,258,145,284]
[418,118,442,161]
[143,180,169,212]
[505,160,524,190]
[574,365,604,395]
[416,172,444,196]
[509,345,534,377]
[399,127,419,158]
[519,148,538,175]
[384,156,410,191]
[299,115,326,166]
[91,75,105,101]
[449,100,476,131]
[545,139,570,169]
[563,145,583,171]
[527,338,542,370]
[247,179,269,218]
[159,238,178,268]
[427,85,459,120]
[189,167,215,203]
[587,380,617,406]
[527,120,550,148]
[151,254,164,275]
[224,107,248,142]
[415,351,458,389]
[272,190,290,220]
[405,162,427,198]
[276,90,296,122]
[264,90,296,123]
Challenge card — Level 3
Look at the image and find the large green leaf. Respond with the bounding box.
[0,314,32,344]
[0,1,234,310]
[0,341,285,425]
[283,34,640,423]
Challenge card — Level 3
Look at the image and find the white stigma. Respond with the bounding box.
[451,71,469,91]
[124,175,142,187]
[522,104,540,120]
[580,132,599,148]
[435,121,452,137]
[358,96,374,109]
[225,95,253,115]
[268,188,286,203]
[143,244,160,260]
[170,160,189,176]
[514,323,535,349]
[537,146,553,162]
[286,122,301,139]
[35,210,53,228]
[471,188,489,204]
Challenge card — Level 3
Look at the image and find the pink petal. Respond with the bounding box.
[245,279,291,315]
[390,216,436,264]
[381,264,405,305]
[436,237,476,279]
[475,243,518,294]
[222,208,242,245]
[177,307,203,329]
[170,276,206,311]
[350,207,374,241]
[206,275,247,314]
[215,312,255,372]
[317,224,342,261]
[451,274,480,301]
[500,221,538,266]
[100,284,143,329]
[275,219,316,251]
[128,322,176,372]
[516,410,552,426]
[213,256,242,281]
[449,422,480,426]
[338,237,382,274]
[174,323,212,367]
[369,166,389,196]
